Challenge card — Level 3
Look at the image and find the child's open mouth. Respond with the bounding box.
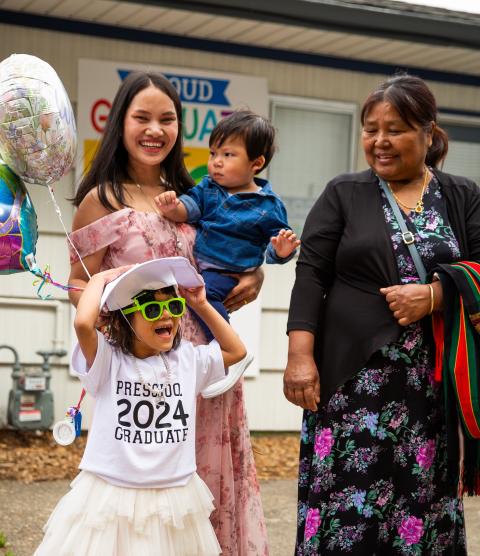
[154,324,173,337]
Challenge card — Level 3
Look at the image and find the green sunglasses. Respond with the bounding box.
[122,297,186,321]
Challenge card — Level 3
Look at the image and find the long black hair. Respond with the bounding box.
[361,73,448,168]
[73,72,194,209]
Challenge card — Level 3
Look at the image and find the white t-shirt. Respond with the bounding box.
[72,331,225,488]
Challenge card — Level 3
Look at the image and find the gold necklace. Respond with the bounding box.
[135,182,162,214]
[388,167,430,214]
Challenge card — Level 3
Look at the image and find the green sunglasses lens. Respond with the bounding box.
[144,303,162,320]
[141,298,185,320]
[167,298,185,316]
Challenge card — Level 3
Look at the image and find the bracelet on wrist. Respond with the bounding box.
[427,283,435,315]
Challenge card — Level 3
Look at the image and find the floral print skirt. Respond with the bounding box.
[296,322,466,555]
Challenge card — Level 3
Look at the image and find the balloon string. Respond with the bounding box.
[30,263,83,299]
[75,388,86,410]
[47,185,92,280]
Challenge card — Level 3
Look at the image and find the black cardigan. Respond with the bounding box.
[287,168,480,406]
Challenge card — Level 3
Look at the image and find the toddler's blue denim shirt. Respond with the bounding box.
[179,175,296,272]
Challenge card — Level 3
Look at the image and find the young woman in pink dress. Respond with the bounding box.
[68,71,269,555]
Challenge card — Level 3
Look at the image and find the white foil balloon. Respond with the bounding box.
[0,54,76,186]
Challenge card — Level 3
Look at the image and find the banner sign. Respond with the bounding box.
[77,59,268,185]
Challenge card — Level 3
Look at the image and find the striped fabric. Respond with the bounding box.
[433,261,480,494]
[433,262,480,438]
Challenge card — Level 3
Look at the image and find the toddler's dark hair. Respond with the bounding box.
[209,110,276,174]
[108,287,182,354]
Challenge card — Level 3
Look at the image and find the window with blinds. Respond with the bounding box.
[440,120,480,185]
[268,95,357,236]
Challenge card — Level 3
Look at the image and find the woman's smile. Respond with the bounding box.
[138,139,167,152]
[375,152,396,161]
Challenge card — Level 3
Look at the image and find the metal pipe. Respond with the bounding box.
[0,345,21,380]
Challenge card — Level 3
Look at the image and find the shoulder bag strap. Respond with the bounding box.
[378,176,427,284]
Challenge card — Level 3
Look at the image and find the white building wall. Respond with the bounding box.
[0,23,479,430]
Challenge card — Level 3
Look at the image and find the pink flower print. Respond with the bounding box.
[425,216,439,231]
[398,516,424,546]
[314,427,335,460]
[416,439,436,470]
[305,507,321,541]
[389,416,403,430]
[403,337,417,351]
[377,496,388,507]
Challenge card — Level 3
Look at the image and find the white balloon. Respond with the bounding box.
[0,54,77,186]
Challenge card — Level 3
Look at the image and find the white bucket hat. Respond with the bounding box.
[100,256,204,311]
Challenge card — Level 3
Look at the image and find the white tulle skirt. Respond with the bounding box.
[34,471,221,556]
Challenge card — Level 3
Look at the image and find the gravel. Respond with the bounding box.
[0,430,300,555]
[0,430,299,483]
[2,431,480,556]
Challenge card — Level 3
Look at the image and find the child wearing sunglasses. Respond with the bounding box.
[34,257,245,556]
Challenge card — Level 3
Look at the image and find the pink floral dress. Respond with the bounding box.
[69,208,269,555]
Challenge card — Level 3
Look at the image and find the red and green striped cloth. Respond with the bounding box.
[433,261,480,494]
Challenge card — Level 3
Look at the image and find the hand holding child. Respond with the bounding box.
[224,268,264,313]
[270,229,300,259]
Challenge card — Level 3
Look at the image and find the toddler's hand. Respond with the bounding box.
[271,229,301,258]
[155,191,180,213]
[179,285,208,311]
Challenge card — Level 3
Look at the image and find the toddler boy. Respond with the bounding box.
[156,110,299,395]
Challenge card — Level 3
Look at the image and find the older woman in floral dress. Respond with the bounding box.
[284,74,480,554]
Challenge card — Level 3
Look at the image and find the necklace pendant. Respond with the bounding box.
[415,202,423,214]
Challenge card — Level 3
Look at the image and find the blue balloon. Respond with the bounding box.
[0,161,38,273]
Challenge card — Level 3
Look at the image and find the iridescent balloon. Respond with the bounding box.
[0,161,37,273]
[0,54,76,186]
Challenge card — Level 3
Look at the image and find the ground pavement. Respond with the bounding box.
[1,479,480,555]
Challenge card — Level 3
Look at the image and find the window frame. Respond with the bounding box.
[438,112,480,180]
[439,111,480,143]
[269,93,359,177]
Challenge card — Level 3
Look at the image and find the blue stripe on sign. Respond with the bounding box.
[118,70,230,106]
